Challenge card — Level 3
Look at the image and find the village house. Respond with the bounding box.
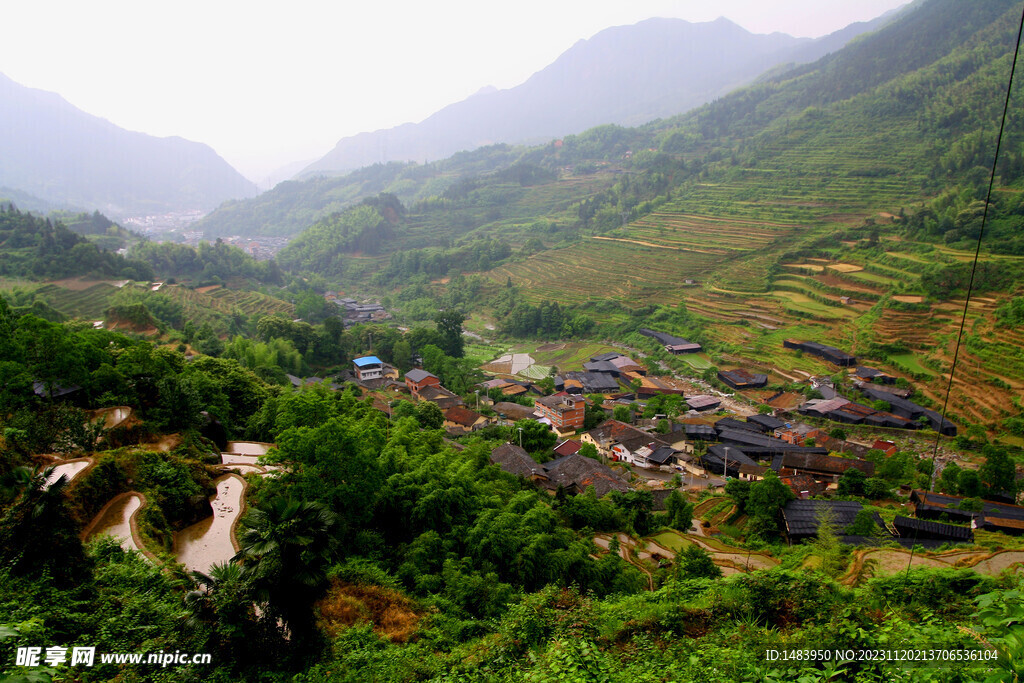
[854,366,897,384]
[911,490,1024,535]
[557,371,620,394]
[582,419,665,460]
[492,401,539,424]
[405,368,441,399]
[776,451,875,483]
[418,385,464,411]
[783,339,857,366]
[872,440,898,456]
[443,406,489,434]
[534,392,586,435]
[892,516,973,545]
[686,395,721,411]
[542,453,630,497]
[553,439,583,457]
[638,328,702,354]
[746,414,786,433]
[782,500,887,544]
[700,444,759,478]
[352,355,385,382]
[717,368,768,390]
[779,473,827,499]
[490,443,549,484]
[634,375,690,398]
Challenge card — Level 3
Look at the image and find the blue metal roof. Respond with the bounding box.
[353,356,383,367]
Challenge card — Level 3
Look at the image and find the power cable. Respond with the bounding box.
[929,3,1024,487]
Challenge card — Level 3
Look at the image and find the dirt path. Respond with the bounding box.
[595,530,779,582]
[842,547,1024,584]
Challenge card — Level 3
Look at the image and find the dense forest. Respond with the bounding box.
[0,207,153,281]
[2,300,1022,681]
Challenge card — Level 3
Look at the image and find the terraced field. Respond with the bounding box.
[161,285,294,326]
[34,282,120,319]
[489,239,721,309]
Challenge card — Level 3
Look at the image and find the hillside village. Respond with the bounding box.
[4,1,1024,680]
[319,323,1024,558]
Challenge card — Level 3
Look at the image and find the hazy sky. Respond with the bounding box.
[2,0,907,181]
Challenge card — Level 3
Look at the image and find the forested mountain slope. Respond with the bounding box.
[301,15,897,177]
[0,73,257,217]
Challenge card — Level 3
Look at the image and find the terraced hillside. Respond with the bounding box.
[22,280,294,333]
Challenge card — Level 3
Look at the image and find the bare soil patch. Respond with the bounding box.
[827,263,864,273]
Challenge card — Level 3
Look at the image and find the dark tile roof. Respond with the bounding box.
[491,444,547,479]
[405,368,437,383]
[746,414,785,431]
[715,417,759,433]
[780,452,875,477]
[783,500,884,539]
[444,406,483,428]
[684,423,717,439]
[893,515,973,542]
[718,369,768,388]
[701,444,758,476]
[647,446,678,465]
[638,328,689,346]
[543,454,628,497]
[585,419,648,444]
[590,352,623,362]
[911,490,1024,520]
[686,395,720,410]
[561,371,620,394]
[493,402,537,420]
[583,360,619,374]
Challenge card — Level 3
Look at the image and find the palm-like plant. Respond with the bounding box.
[0,466,87,584]
[233,497,338,641]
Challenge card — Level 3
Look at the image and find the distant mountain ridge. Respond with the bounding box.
[301,15,896,177]
[0,73,257,218]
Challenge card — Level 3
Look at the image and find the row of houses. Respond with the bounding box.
[638,328,703,354]
[798,389,956,436]
[783,339,857,367]
[911,490,1024,535]
[326,295,389,323]
[781,499,975,547]
[490,443,630,498]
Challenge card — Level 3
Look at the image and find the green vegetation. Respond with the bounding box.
[7,2,1024,680]
[0,206,153,281]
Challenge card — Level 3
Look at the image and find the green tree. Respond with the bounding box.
[612,404,632,423]
[725,479,752,513]
[846,509,879,536]
[664,490,694,532]
[863,477,892,500]
[939,462,962,493]
[392,340,412,373]
[514,419,557,453]
[958,469,982,497]
[837,468,867,497]
[434,310,465,358]
[979,445,1016,496]
[745,471,794,541]
[233,497,338,644]
[674,544,721,579]
[583,396,605,430]
[415,401,445,430]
